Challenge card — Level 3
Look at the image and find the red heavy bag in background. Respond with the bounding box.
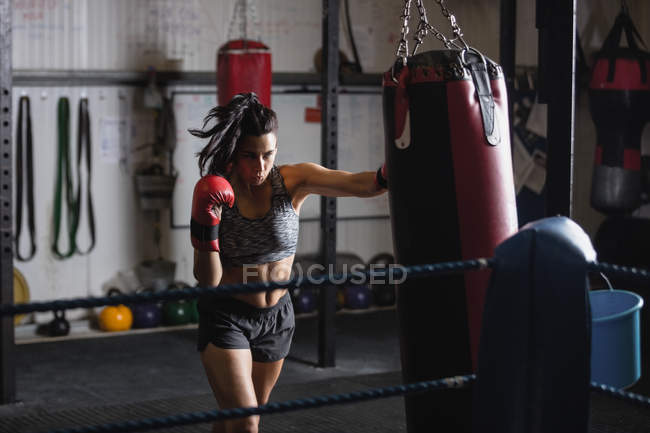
[217,39,272,107]
[384,49,518,433]
[589,8,650,214]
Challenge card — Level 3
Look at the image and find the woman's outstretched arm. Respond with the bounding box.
[289,162,386,198]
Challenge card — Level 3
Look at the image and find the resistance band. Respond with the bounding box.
[15,96,36,261]
[52,97,77,258]
[75,98,96,254]
[52,97,96,258]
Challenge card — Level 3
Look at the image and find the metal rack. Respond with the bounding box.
[318,0,339,368]
[0,0,15,405]
[12,70,381,88]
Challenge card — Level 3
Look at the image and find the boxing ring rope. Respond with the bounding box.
[47,375,478,433]
[3,258,650,319]
[0,259,493,317]
[38,378,650,433]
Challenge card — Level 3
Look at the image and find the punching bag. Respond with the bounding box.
[383,49,518,432]
[589,8,650,214]
[217,39,272,107]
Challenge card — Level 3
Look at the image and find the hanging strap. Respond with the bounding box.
[601,9,648,84]
[75,98,96,255]
[52,97,78,259]
[15,96,36,261]
[462,48,500,146]
[226,0,261,42]
[343,0,363,73]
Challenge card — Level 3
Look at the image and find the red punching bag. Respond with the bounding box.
[589,8,650,214]
[217,39,272,107]
[217,0,271,107]
[383,6,518,433]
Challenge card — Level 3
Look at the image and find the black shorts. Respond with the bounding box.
[197,292,295,363]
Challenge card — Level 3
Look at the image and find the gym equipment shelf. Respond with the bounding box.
[13,305,396,345]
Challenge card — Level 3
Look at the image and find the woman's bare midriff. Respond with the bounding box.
[220,255,295,307]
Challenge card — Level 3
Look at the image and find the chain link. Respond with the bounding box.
[436,0,469,49]
[395,0,468,65]
[411,0,429,55]
[226,0,261,42]
[395,0,413,66]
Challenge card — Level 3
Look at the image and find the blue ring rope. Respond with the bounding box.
[1,258,494,316]
[43,377,650,433]
[47,375,476,433]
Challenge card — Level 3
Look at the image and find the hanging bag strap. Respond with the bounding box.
[75,98,96,255]
[52,97,78,259]
[226,0,261,42]
[15,96,36,261]
[600,8,649,83]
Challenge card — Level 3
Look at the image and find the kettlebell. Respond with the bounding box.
[98,287,133,332]
[162,300,192,326]
[293,288,317,314]
[162,281,194,326]
[336,288,345,310]
[344,285,372,309]
[48,310,70,337]
[189,298,199,323]
[131,288,162,329]
[369,253,397,307]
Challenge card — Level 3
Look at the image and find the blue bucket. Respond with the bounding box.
[590,289,643,389]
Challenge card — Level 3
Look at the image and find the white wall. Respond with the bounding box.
[12,86,160,322]
[12,0,507,73]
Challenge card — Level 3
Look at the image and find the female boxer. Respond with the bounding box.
[190,93,387,433]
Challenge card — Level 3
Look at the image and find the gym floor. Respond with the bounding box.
[1,309,649,432]
[1,309,403,432]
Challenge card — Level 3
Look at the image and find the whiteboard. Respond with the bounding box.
[170,90,389,227]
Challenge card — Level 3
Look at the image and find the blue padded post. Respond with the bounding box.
[473,216,593,433]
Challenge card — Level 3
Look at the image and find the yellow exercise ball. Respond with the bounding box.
[14,268,30,326]
[98,304,133,332]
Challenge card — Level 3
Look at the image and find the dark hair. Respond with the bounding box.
[189,93,278,176]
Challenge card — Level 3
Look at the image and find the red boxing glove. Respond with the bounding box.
[375,163,388,189]
[190,175,235,251]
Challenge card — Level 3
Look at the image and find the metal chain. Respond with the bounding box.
[240,0,248,40]
[226,0,261,42]
[395,0,413,66]
[435,0,469,49]
[226,0,242,41]
[413,0,462,54]
[396,0,467,64]
[248,1,261,40]
[411,0,429,55]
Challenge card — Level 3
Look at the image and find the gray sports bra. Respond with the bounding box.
[219,166,300,267]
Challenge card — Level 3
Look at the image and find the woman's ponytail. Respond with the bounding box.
[189,93,278,176]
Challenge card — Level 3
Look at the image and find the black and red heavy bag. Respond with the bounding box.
[217,39,272,107]
[383,49,518,432]
[589,9,650,214]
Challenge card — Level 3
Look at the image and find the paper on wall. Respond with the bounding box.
[512,133,535,194]
[100,117,129,164]
[526,100,548,139]
[524,149,547,194]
